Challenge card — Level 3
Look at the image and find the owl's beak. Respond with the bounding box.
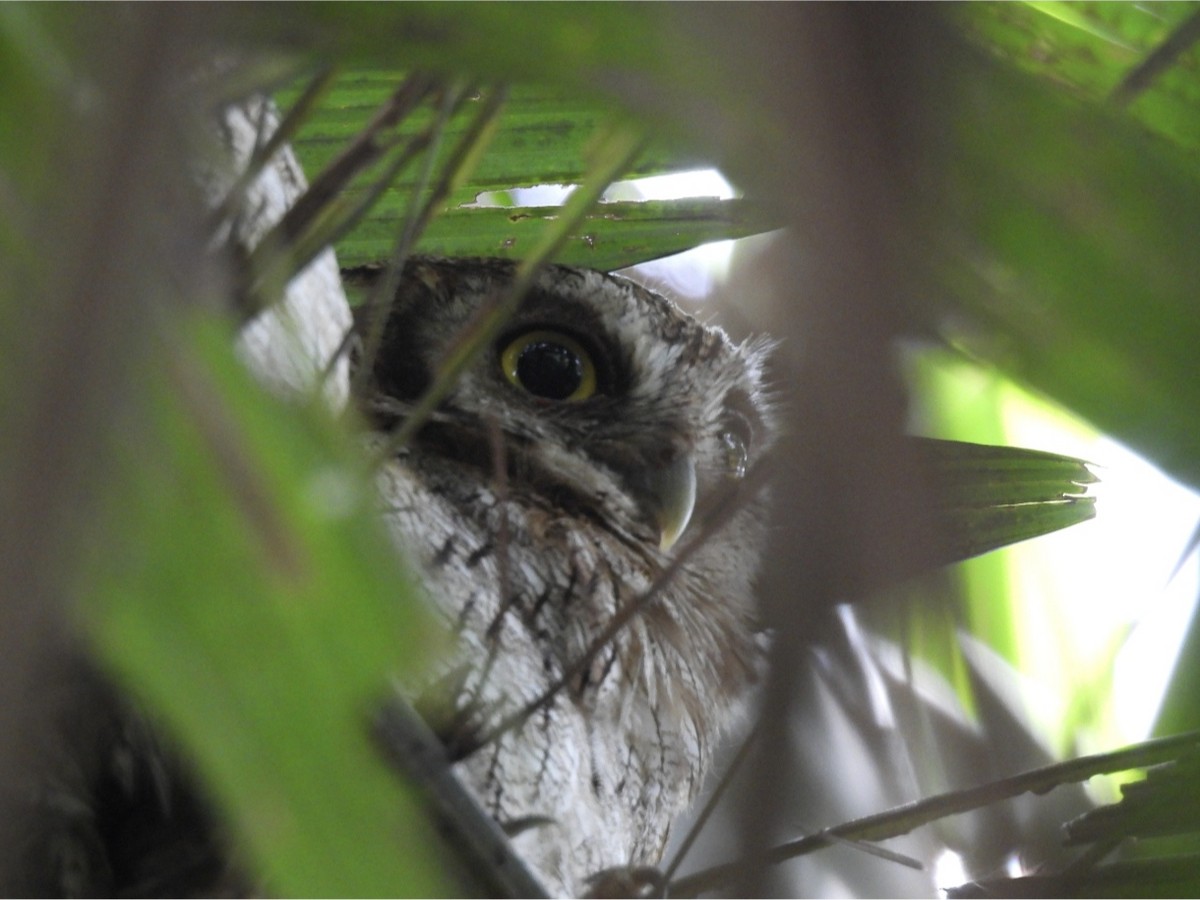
[649,453,697,552]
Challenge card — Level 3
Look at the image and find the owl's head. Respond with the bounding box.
[352,257,775,568]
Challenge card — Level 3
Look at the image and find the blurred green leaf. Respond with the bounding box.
[956,3,1200,149]
[252,5,677,96]
[909,17,1200,496]
[78,317,448,897]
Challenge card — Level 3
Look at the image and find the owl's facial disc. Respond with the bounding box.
[354,256,772,560]
[496,326,697,548]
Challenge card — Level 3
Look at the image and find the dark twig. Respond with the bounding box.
[661,708,922,895]
[270,72,439,249]
[347,83,507,399]
[207,64,338,241]
[1110,8,1200,107]
[347,81,470,398]
[239,74,442,318]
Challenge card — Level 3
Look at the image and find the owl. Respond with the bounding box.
[6,254,774,899]
[352,257,776,896]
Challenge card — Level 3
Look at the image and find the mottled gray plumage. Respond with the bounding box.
[354,257,775,896]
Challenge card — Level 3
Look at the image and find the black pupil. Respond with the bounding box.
[516,340,583,400]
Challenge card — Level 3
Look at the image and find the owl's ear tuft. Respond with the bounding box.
[731,335,781,435]
[738,334,779,381]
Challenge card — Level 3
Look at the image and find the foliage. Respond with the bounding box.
[1,2,1199,897]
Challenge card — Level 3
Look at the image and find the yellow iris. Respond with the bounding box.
[500,329,597,402]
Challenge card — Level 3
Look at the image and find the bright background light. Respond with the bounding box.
[913,347,1200,766]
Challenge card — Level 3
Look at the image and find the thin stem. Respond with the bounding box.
[207,64,338,240]
[668,730,1200,897]
[1110,8,1200,107]
[349,83,508,399]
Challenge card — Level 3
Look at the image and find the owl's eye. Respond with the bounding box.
[500,329,597,402]
[720,429,748,480]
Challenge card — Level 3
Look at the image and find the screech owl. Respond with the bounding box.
[353,256,776,896]
[6,252,774,899]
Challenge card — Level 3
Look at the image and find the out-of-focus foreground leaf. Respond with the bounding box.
[856,4,1200,523]
[78,318,448,896]
[956,3,1200,149]
[0,6,449,895]
[907,22,1200,495]
[908,10,1200,792]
